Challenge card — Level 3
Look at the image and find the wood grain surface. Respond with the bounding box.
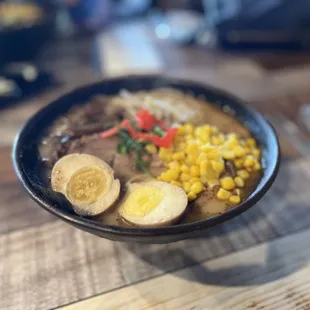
[60,228,310,310]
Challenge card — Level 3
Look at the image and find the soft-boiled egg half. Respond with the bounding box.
[119,181,187,227]
[51,154,120,216]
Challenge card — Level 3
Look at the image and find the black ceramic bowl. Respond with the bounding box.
[13,75,280,243]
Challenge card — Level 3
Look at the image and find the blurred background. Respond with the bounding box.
[2,0,310,86]
[2,0,310,152]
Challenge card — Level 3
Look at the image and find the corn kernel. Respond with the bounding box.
[217,188,232,200]
[234,176,245,188]
[227,133,239,141]
[181,164,190,173]
[211,136,222,146]
[234,146,246,157]
[234,158,244,169]
[145,144,157,154]
[206,150,221,160]
[176,140,183,147]
[165,170,179,181]
[244,147,251,154]
[204,125,212,134]
[186,143,198,154]
[207,167,219,181]
[244,156,255,168]
[209,152,220,161]
[253,161,261,171]
[200,145,211,153]
[201,147,218,159]
[220,176,236,190]
[184,123,194,133]
[187,191,197,201]
[207,179,219,188]
[200,175,209,185]
[186,155,197,165]
[166,154,172,161]
[212,160,225,174]
[159,147,171,157]
[160,172,169,182]
[200,160,209,176]
[235,188,241,196]
[218,134,225,144]
[237,169,250,180]
[180,173,191,182]
[196,152,207,164]
[221,150,235,160]
[199,132,209,143]
[190,165,200,177]
[172,152,185,161]
[228,195,241,205]
[168,161,181,172]
[175,143,186,151]
[246,138,256,147]
[159,152,172,162]
[226,139,238,148]
[252,149,261,158]
[190,181,204,194]
[177,126,186,135]
[170,180,182,187]
[189,177,201,184]
[194,127,203,137]
[211,126,219,134]
[158,152,165,160]
[186,134,195,140]
[183,182,192,193]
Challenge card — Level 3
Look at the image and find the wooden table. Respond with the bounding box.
[2,22,310,310]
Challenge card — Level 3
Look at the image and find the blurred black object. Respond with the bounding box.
[202,0,310,50]
[0,2,55,65]
[0,63,54,108]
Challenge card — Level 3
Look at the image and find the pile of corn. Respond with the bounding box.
[148,123,261,205]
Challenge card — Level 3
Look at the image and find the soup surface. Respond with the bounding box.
[39,88,262,227]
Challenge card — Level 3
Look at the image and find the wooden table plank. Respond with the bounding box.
[0,181,56,234]
[0,146,16,184]
[59,227,310,310]
[1,158,310,310]
[0,147,56,234]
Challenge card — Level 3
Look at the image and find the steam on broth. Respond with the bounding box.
[40,88,262,227]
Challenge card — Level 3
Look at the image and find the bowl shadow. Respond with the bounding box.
[123,159,310,287]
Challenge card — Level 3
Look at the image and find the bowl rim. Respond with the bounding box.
[12,74,280,238]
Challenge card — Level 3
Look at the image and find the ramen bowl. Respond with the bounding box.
[13,75,280,243]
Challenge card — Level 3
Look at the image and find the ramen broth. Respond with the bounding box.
[40,88,262,227]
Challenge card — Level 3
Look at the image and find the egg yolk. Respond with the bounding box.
[121,186,164,217]
[67,166,109,204]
